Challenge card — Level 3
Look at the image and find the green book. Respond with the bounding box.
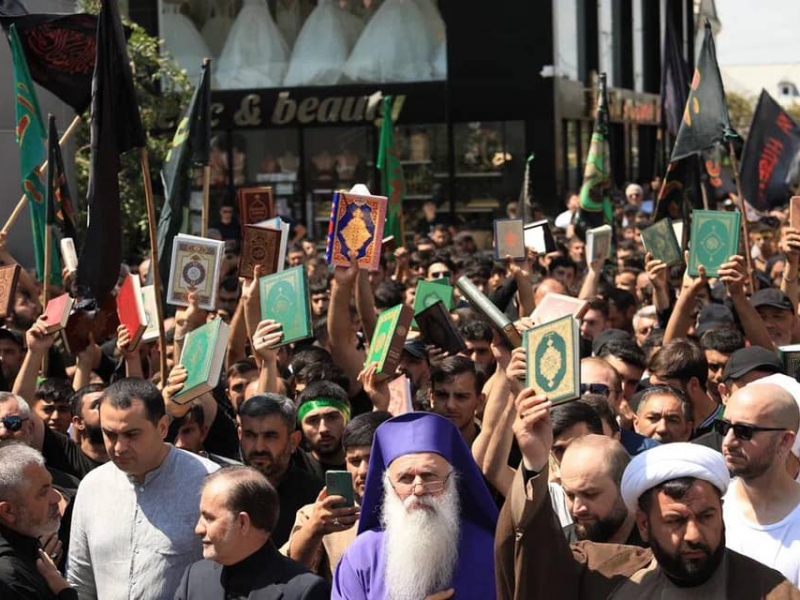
[174,318,230,405]
[688,210,741,277]
[413,279,454,328]
[641,218,683,266]
[365,304,413,376]
[258,265,312,345]
[524,314,580,405]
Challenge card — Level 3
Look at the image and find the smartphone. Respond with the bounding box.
[325,470,355,508]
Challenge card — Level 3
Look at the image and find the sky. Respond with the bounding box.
[715,0,800,65]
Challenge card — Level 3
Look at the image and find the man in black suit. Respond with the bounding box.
[174,466,329,600]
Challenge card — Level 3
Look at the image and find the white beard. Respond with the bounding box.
[381,473,461,600]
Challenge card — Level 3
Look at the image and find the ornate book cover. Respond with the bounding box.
[531,293,589,325]
[641,218,683,266]
[258,266,312,345]
[238,186,276,229]
[524,314,580,405]
[326,191,388,271]
[494,218,526,260]
[688,210,741,277]
[141,285,160,343]
[523,220,557,254]
[364,304,413,376]
[780,344,800,380]
[456,276,522,347]
[174,318,230,404]
[239,225,283,279]
[0,264,20,320]
[586,224,612,264]
[415,300,467,355]
[167,234,225,311]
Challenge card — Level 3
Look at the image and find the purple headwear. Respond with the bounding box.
[358,412,498,535]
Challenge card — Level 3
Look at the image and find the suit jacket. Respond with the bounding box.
[174,539,329,600]
[495,465,800,600]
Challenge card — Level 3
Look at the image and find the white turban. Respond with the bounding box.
[748,374,800,458]
[620,443,730,513]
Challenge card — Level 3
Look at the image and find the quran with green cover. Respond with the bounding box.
[365,304,413,376]
[258,266,312,345]
[412,279,454,328]
[174,318,231,405]
[688,210,741,277]
[524,314,580,405]
[641,218,683,266]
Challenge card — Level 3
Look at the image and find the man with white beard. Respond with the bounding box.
[332,413,498,600]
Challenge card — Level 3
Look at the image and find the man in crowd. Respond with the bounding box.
[67,379,219,599]
[237,394,322,546]
[296,381,351,481]
[459,319,497,379]
[31,379,74,435]
[173,403,241,467]
[334,413,498,599]
[174,466,329,599]
[496,389,800,598]
[700,329,746,404]
[633,386,694,444]
[428,356,484,447]
[595,338,647,403]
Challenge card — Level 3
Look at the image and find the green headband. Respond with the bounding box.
[297,399,351,424]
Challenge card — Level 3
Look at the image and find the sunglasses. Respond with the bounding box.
[580,383,611,397]
[714,418,785,441]
[1,416,29,432]
[431,271,451,279]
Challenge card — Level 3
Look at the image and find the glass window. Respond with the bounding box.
[157,0,447,90]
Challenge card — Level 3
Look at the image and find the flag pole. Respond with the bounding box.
[2,114,83,234]
[727,139,755,292]
[201,58,211,238]
[141,148,169,380]
[41,223,52,375]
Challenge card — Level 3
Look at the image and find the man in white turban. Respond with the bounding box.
[495,389,800,599]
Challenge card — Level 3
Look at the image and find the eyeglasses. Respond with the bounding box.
[1,416,29,432]
[430,271,451,280]
[580,383,611,397]
[714,418,786,441]
[391,471,452,496]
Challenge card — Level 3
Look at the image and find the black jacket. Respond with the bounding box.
[0,523,77,599]
[173,539,329,600]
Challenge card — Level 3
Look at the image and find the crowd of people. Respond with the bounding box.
[3,178,800,599]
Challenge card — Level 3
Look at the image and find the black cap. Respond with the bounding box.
[592,329,631,356]
[696,304,734,336]
[721,346,784,382]
[403,339,427,360]
[0,328,24,348]
[751,288,793,312]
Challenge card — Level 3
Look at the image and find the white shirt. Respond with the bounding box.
[67,446,218,600]
[555,210,574,230]
[723,478,800,587]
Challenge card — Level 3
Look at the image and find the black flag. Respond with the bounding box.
[156,60,211,294]
[671,21,734,162]
[0,13,100,114]
[740,90,800,210]
[660,3,690,137]
[46,115,78,243]
[75,0,145,302]
[654,154,705,248]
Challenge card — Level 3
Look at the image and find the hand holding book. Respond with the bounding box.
[162,364,190,417]
[253,319,283,363]
[718,255,747,298]
[26,316,59,356]
[358,363,391,412]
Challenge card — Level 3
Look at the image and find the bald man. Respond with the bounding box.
[721,383,800,587]
[533,278,567,308]
[560,435,646,547]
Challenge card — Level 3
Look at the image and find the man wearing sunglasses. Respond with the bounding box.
[720,383,800,587]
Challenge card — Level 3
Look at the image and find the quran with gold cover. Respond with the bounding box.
[687,210,741,277]
[524,314,580,405]
[364,304,412,376]
[238,187,276,229]
[326,190,387,271]
[0,264,20,319]
[167,234,225,311]
[258,266,312,345]
[239,225,283,279]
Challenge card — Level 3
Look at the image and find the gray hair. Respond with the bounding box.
[633,305,657,333]
[626,183,644,197]
[0,392,30,418]
[0,443,45,501]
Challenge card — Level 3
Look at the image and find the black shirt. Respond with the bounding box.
[295,450,345,484]
[0,523,77,599]
[563,521,647,547]
[273,464,324,547]
[41,427,103,481]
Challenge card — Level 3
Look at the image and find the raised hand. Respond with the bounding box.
[358,362,390,411]
[26,317,58,356]
[309,488,360,536]
[252,319,283,363]
[719,255,747,298]
[512,388,553,472]
[644,252,668,292]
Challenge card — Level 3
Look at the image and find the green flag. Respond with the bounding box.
[377,95,405,243]
[10,24,56,283]
[576,73,614,236]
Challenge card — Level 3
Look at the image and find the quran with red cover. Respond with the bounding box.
[43,293,74,334]
[0,264,21,320]
[239,225,283,278]
[531,293,589,325]
[238,187,275,229]
[116,274,147,349]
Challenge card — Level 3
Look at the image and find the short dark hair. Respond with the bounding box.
[100,378,166,425]
[71,383,105,419]
[459,319,493,344]
[296,381,349,410]
[636,385,693,422]
[295,362,350,392]
[549,256,577,274]
[462,262,491,281]
[597,339,647,371]
[641,329,665,361]
[426,254,456,274]
[578,394,619,435]
[34,378,74,406]
[342,411,392,450]
[309,276,330,295]
[700,329,745,354]
[174,402,206,429]
[291,347,333,375]
[430,356,480,395]
[374,281,406,309]
[586,297,610,319]
[607,288,637,312]
[649,339,708,388]
[227,358,258,379]
[219,276,240,294]
[204,466,279,532]
[551,402,603,440]
[638,476,720,514]
[238,394,296,432]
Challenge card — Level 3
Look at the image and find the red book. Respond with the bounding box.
[43,293,74,334]
[116,274,147,349]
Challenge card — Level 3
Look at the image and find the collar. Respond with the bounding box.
[0,521,41,560]
[220,540,278,593]
[125,445,173,487]
[698,404,724,429]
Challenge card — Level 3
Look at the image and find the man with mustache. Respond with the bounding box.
[496,389,800,599]
[237,394,322,546]
[721,383,800,586]
[295,381,350,482]
[333,412,498,600]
